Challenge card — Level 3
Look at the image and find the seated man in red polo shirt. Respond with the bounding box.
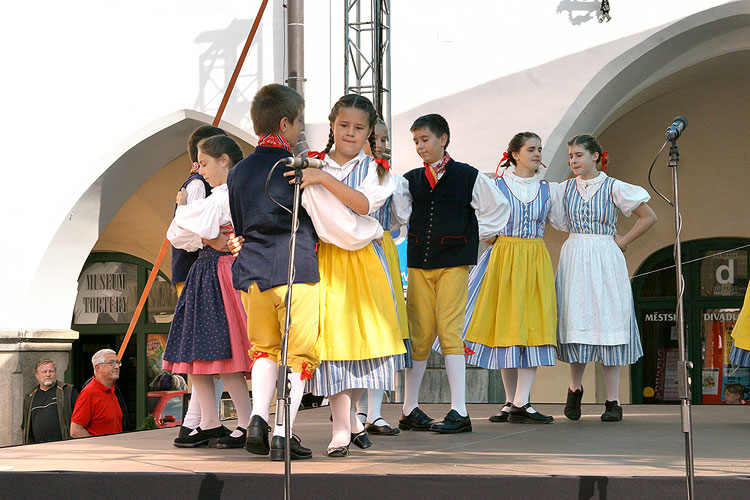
[71,349,123,437]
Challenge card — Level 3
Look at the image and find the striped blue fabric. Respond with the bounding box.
[370,196,392,228]
[557,310,643,366]
[310,356,399,396]
[729,345,750,367]
[563,177,618,235]
[341,155,371,189]
[496,178,550,238]
[467,344,557,369]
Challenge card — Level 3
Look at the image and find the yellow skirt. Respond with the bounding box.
[732,287,750,350]
[464,237,557,347]
[382,231,409,340]
[316,241,406,361]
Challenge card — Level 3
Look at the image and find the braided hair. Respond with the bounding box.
[499,131,541,169]
[567,134,604,169]
[324,94,387,183]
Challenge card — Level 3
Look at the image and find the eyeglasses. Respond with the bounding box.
[99,360,122,367]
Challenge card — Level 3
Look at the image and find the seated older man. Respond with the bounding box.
[71,349,124,437]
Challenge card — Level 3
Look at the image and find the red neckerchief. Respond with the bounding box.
[257,134,291,151]
[424,153,451,189]
[307,151,326,159]
[374,157,390,170]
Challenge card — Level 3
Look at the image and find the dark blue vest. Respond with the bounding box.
[170,173,212,285]
[227,146,319,292]
[404,159,479,269]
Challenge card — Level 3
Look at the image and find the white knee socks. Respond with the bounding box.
[367,389,387,426]
[273,371,306,437]
[349,388,366,434]
[444,354,467,417]
[500,368,517,410]
[191,374,220,431]
[402,359,427,415]
[602,364,620,402]
[328,390,353,448]
[250,357,278,422]
[514,367,537,411]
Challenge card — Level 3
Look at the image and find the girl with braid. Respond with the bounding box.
[284,95,405,457]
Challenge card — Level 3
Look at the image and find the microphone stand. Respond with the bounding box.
[667,138,695,499]
[275,164,304,500]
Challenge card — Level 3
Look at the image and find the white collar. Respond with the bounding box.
[325,149,367,170]
[507,167,541,185]
[575,171,606,187]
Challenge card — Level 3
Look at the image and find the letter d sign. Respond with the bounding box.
[716,259,734,284]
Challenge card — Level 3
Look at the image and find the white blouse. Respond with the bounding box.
[166,184,232,252]
[502,168,567,232]
[573,172,650,216]
[301,150,395,251]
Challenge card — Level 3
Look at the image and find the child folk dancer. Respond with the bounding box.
[293,95,406,457]
[228,84,319,461]
[462,132,565,424]
[729,287,750,375]
[556,134,656,422]
[164,135,253,448]
[173,125,228,440]
[354,119,410,436]
[397,114,510,434]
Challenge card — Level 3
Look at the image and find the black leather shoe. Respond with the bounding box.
[564,387,584,421]
[173,426,226,447]
[245,415,271,455]
[398,407,435,431]
[216,427,246,449]
[508,404,554,424]
[177,425,194,438]
[601,400,623,422]
[429,409,472,433]
[350,430,373,449]
[488,402,512,423]
[365,418,400,435]
[270,434,313,460]
[326,445,349,457]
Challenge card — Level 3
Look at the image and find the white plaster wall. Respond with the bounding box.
[1,0,746,331]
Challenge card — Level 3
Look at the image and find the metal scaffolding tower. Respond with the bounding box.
[344,0,391,144]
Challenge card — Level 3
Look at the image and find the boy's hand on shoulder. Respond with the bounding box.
[227,233,244,258]
[283,168,330,189]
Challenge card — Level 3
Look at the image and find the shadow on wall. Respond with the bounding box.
[556,0,609,25]
[193,18,262,132]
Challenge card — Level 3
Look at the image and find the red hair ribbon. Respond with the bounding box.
[300,362,313,381]
[601,151,608,171]
[190,161,200,174]
[375,157,390,171]
[307,151,325,160]
[464,345,475,359]
[494,152,510,178]
[541,162,548,169]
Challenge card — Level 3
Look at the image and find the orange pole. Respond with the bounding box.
[117,0,269,359]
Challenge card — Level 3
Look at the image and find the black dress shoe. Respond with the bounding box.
[326,444,349,457]
[429,409,472,433]
[177,425,194,438]
[564,387,583,421]
[398,407,435,431]
[350,430,373,449]
[508,404,554,424]
[270,434,313,461]
[245,415,271,455]
[488,402,512,423]
[173,426,226,448]
[601,400,623,422]
[216,427,247,449]
[365,418,400,435]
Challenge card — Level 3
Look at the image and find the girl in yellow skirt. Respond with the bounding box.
[288,95,406,456]
[462,132,566,423]
[729,287,750,368]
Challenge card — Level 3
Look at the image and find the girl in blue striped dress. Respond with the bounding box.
[556,134,657,422]
[293,95,406,456]
[461,132,565,424]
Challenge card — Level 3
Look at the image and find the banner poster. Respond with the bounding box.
[147,334,168,380]
[654,347,680,401]
[702,368,719,396]
[73,261,137,324]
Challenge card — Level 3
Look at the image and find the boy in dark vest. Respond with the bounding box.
[228,84,319,460]
[397,114,509,434]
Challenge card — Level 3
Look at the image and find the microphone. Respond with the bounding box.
[665,116,688,141]
[281,157,325,169]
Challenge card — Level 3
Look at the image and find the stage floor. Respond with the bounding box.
[2,403,750,499]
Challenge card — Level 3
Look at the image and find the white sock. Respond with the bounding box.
[354,389,368,423]
[349,388,365,433]
[192,374,220,430]
[213,377,225,415]
[500,368,517,409]
[513,367,537,412]
[183,378,202,429]
[402,359,427,415]
[328,390,353,448]
[221,372,252,434]
[273,372,306,437]
[444,354,467,417]
[569,363,586,392]
[367,389,388,426]
[602,364,620,402]
[250,357,278,422]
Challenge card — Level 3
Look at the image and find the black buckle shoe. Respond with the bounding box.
[488,402,512,422]
[173,426,226,448]
[601,400,623,422]
[245,415,271,455]
[508,404,554,424]
[350,430,373,449]
[564,387,583,421]
[430,409,472,433]
[398,407,435,431]
[365,418,400,435]
[326,444,349,457]
[216,427,247,449]
[270,434,313,460]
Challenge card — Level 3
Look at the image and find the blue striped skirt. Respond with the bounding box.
[466,344,557,369]
[729,345,750,367]
[557,311,643,366]
[309,355,398,396]
[396,339,413,370]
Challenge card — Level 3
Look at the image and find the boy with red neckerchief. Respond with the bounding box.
[227,84,319,461]
[394,113,510,433]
